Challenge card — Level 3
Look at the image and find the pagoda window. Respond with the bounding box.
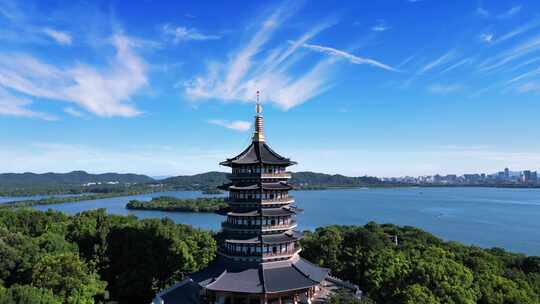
[271,219,276,226]
[272,246,277,254]
[247,219,252,226]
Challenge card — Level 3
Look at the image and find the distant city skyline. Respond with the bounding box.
[2,1,540,176]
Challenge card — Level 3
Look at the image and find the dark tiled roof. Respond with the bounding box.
[225,230,302,245]
[263,263,318,293]
[224,182,293,191]
[261,231,303,244]
[227,207,295,217]
[261,207,296,216]
[157,279,202,304]
[220,142,296,166]
[162,256,329,296]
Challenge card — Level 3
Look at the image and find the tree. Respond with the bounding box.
[103,218,216,303]
[32,253,106,304]
[400,284,440,304]
[0,285,61,304]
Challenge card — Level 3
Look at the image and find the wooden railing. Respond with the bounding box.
[228,172,292,179]
[262,220,297,230]
[221,220,297,231]
[226,196,294,204]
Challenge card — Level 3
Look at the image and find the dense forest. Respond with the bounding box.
[0,208,215,303]
[1,208,539,303]
[302,224,540,304]
[126,196,227,213]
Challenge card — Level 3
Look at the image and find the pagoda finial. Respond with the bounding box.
[252,90,265,142]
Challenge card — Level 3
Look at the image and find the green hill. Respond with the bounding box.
[0,171,154,188]
[159,171,384,190]
[159,171,229,190]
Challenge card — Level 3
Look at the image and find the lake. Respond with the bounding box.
[26,187,540,255]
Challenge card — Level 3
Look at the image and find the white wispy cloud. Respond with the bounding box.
[420,50,455,74]
[480,33,493,43]
[162,24,221,43]
[479,35,540,71]
[495,19,540,44]
[428,83,463,94]
[208,119,251,131]
[371,20,390,32]
[476,7,489,17]
[440,58,473,74]
[0,88,57,120]
[506,66,540,84]
[184,3,345,110]
[64,107,84,117]
[516,81,540,93]
[42,28,72,45]
[0,34,148,117]
[509,56,540,71]
[498,5,522,19]
[300,43,397,71]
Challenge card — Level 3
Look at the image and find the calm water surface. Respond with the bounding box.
[30,187,540,255]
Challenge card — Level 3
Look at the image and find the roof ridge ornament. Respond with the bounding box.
[252,90,265,142]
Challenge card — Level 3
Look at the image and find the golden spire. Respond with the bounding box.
[252,90,265,142]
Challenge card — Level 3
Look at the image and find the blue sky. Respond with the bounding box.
[1,0,540,177]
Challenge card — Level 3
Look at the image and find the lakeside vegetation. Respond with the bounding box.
[126,196,227,213]
[0,190,158,209]
[302,223,540,304]
[0,208,538,303]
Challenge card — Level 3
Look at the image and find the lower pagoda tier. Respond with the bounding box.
[153,256,361,304]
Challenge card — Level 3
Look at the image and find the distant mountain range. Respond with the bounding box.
[153,171,383,189]
[0,171,154,188]
[0,170,384,191]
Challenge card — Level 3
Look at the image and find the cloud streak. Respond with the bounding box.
[0,88,57,120]
[183,3,348,110]
[300,43,397,71]
[208,119,251,131]
[42,28,72,45]
[420,50,455,74]
[0,34,148,117]
[162,24,221,43]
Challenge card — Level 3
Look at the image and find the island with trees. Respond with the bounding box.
[126,196,228,213]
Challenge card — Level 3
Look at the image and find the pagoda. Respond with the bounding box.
[153,92,360,304]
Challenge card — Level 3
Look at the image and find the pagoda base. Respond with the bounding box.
[153,255,361,304]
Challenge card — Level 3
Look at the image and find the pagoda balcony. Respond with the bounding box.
[226,196,294,205]
[262,220,297,231]
[217,248,301,259]
[217,249,261,259]
[261,197,294,205]
[221,222,261,231]
[262,248,301,260]
[228,172,292,179]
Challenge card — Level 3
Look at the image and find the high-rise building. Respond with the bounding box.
[522,170,532,184]
[154,94,359,304]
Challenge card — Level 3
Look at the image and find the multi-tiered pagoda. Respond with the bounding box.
[154,94,360,304]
